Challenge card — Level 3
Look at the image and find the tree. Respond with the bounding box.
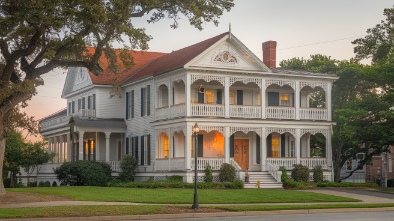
[3,131,25,187]
[0,0,234,194]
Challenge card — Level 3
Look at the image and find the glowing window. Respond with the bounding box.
[280,94,290,106]
[271,134,280,158]
[205,90,214,104]
[229,90,236,105]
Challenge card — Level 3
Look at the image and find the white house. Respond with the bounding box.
[37,32,338,188]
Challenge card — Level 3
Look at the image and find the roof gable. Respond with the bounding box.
[62,67,93,97]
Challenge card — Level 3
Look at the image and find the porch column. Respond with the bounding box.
[295,80,300,120]
[224,76,230,118]
[105,132,111,162]
[54,136,58,163]
[261,79,266,119]
[261,129,267,171]
[168,80,173,119]
[224,126,230,163]
[326,81,332,121]
[185,124,192,170]
[186,74,191,117]
[67,134,72,162]
[59,135,63,163]
[295,128,301,164]
[169,129,173,171]
[326,128,333,173]
[78,131,85,160]
[95,132,100,161]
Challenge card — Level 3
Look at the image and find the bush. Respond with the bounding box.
[283,180,316,188]
[107,180,244,189]
[3,178,11,188]
[316,182,379,188]
[219,163,236,182]
[52,181,58,187]
[119,155,138,182]
[313,165,324,183]
[291,164,310,182]
[204,164,213,183]
[54,161,112,186]
[279,166,288,183]
[27,181,37,187]
[167,175,183,183]
[38,181,51,187]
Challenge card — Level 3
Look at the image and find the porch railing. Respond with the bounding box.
[266,106,295,119]
[40,115,70,131]
[170,103,186,118]
[191,158,225,170]
[191,103,224,117]
[267,162,281,182]
[266,158,296,169]
[300,108,328,120]
[109,161,121,172]
[230,105,260,118]
[300,158,328,169]
[79,109,96,119]
[155,106,169,120]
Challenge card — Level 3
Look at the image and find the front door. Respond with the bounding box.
[234,139,249,170]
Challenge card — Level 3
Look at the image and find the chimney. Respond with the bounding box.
[262,41,277,68]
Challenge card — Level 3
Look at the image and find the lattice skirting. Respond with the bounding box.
[192,175,221,182]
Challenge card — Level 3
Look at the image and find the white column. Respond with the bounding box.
[261,79,266,119]
[261,129,267,171]
[326,128,332,172]
[224,126,230,163]
[186,74,191,117]
[54,136,58,163]
[224,76,230,118]
[95,132,100,161]
[295,128,301,164]
[78,131,85,160]
[185,124,192,170]
[326,81,332,121]
[169,129,173,171]
[59,135,63,163]
[307,134,311,158]
[295,80,300,120]
[169,81,173,119]
[67,134,72,162]
[105,132,111,162]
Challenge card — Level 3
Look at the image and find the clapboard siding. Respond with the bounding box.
[96,88,124,118]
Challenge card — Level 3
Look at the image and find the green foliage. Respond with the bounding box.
[204,163,213,183]
[20,141,53,184]
[119,155,138,182]
[52,181,58,187]
[282,180,316,189]
[291,164,310,182]
[55,161,112,186]
[27,181,37,187]
[313,165,324,183]
[3,131,25,187]
[3,178,11,188]
[316,181,378,188]
[166,175,183,183]
[218,163,236,182]
[107,180,244,189]
[279,166,289,183]
[38,181,51,187]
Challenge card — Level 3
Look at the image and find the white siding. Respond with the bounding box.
[96,88,124,118]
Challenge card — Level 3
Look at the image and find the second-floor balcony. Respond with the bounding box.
[40,108,97,132]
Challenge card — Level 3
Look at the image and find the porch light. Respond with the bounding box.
[192,122,199,209]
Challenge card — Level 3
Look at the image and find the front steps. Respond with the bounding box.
[244,171,283,189]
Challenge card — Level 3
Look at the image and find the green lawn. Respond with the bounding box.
[7,186,359,204]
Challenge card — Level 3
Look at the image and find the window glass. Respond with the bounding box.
[205,90,214,104]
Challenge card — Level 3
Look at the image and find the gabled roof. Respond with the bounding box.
[122,32,229,85]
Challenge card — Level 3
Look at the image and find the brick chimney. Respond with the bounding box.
[262,41,277,68]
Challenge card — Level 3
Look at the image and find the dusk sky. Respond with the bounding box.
[23,0,393,141]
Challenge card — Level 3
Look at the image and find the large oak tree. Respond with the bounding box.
[0,0,234,194]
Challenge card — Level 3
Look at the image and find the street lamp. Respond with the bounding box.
[192,122,199,209]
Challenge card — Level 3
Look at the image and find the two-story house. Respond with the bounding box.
[37,32,338,188]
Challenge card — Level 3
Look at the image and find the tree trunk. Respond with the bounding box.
[0,137,6,195]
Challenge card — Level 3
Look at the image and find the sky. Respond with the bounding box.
[23,0,393,141]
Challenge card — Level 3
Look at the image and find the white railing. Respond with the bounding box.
[79,109,96,119]
[191,158,225,170]
[267,158,296,169]
[170,103,186,118]
[266,106,295,119]
[300,108,328,120]
[267,162,281,182]
[154,158,185,171]
[155,106,169,120]
[109,161,121,172]
[230,105,261,118]
[230,158,242,171]
[191,103,224,117]
[40,115,70,131]
[301,158,328,169]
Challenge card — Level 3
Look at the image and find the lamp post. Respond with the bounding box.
[192,122,199,209]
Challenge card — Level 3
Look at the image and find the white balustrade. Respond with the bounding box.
[191,158,225,170]
[109,161,121,172]
[266,158,296,169]
[155,106,169,120]
[40,115,70,131]
[79,109,96,119]
[230,105,261,118]
[230,159,242,171]
[300,158,328,169]
[266,106,295,119]
[300,108,328,120]
[191,103,224,117]
[267,162,281,182]
[170,103,186,118]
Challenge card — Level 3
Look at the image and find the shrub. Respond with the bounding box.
[313,165,324,183]
[279,166,288,183]
[3,178,11,188]
[167,175,183,183]
[54,161,112,186]
[204,163,213,183]
[119,155,138,182]
[291,164,310,182]
[52,181,58,187]
[107,180,244,189]
[38,181,51,187]
[316,182,378,188]
[27,181,37,187]
[283,180,316,188]
[219,163,236,182]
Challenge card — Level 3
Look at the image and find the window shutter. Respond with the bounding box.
[198,88,204,103]
[256,134,261,164]
[216,89,222,104]
[147,85,150,116]
[93,94,96,109]
[141,136,145,165]
[230,134,234,157]
[72,101,75,113]
[126,137,129,155]
[83,141,86,160]
[237,90,243,105]
[88,96,91,109]
[141,88,144,116]
[134,137,139,162]
[147,134,151,165]
[126,92,129,119]
[267,134,272,157]
[82,97,85,109]
[173,137,175,158]
[281,134,286,157]
[197,134,203,157]
[68,102,71,115]
[131,90,134,118]
[78,99,81,110]
[268,92,279,106]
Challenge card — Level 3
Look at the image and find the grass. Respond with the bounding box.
[7,186,359,204]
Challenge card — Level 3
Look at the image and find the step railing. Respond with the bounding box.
[267,162,281,182]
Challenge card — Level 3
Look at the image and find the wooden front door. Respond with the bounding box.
[234,139,249,170]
